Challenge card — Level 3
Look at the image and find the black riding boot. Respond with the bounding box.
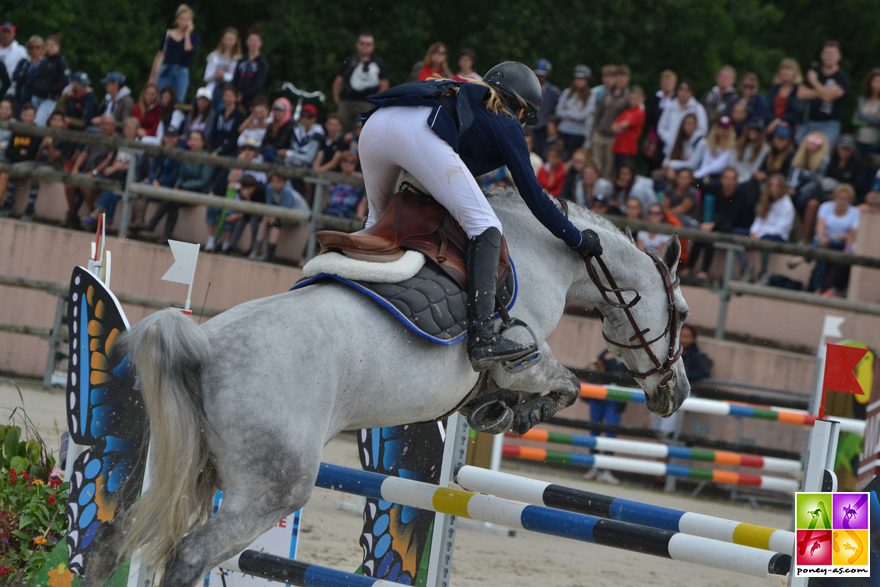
[467,227,533,372]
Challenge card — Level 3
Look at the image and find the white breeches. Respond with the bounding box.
[359,106,502,238]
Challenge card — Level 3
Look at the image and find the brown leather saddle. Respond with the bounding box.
[315,187,511,291]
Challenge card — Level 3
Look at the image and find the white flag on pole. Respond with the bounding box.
[162,241,200,285]
[821,315,845,339]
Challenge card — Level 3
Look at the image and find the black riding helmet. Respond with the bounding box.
[483,62,542,125]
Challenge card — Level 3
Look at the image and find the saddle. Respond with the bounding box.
[315,188,511,292]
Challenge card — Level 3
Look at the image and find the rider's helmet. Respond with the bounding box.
[483,62,542,125]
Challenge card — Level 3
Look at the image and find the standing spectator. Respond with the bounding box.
[453,48,481,81]
[661,113,706,179]
[92,71,134,131]
[765,58,805,136]
[581,349,628,485]
[282,104,324,168]
[790,131,830,242]
[12,36,43,111]
[64,115,118,228]
[731,119,769,184]
[657,79,708,158]
[204,27,241,112]
[407,42,453,82]
[591,65,630,180]
[212,84,246,156]
[611,85,646,171]
[30,35,69,126]
[323,152,366,220]
[852,69,880,158]
[797,40,850,147]
[332,33,389,133]
[739,73,767,124]
[701,65,739,127]
[55,71,97,131]
[0,23,26,98]
[132,83,161,140]
[826,134,869,201]
[237,95,270,147]
[541,117,562,160]
[83,117,141,227]
[531,58,560,157]
[754,125,795,183]
[255,172,310,262]
[610,163,655,214]
[583,64,616,150]
[644,69,678,170]
[181,86,216,138]
[694,116,735,182]
[554,65,593,159]
[0,98,13,161]
[537,144,566,197]
[0,102,40,217]
[663,168,699,225]
[313,113,346,172]
[637,204,670,255]
[260,97,293,162]
[810,183,859,295]
[232,25,268,110]
[149,4,200,103]
[750,173,795,283]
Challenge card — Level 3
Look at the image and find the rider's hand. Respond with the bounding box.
[581,229,603,257]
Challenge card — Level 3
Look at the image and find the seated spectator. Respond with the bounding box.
[560,148,589,201]
[624,196,643,223]
[810,183,860,295]
[537,144,566,197]
[156,86,186,141]
[237,95,270,147]
[753,125,795,184]
[731,119,769,184]
[730,101,749,135]
[313,113,347,172]
[323,152,365,220]
[29,110,77,220]
[208,137,266,231]
[452,48,481,81]
[858,190,880,215]
[84,117,141,227]
[694,116,735,182]
[637,204,670,255]
[661,113,706,180]
[55,71,97,131]
[132,83,161,139]
[0,98,13,162]
[750,173,795,283]
[64,114,118,228]
[212,84,246,156]
[232,26,268,110]
[739,73,767,124]
[663,167,699,226]
[253,172,310,262]
[657,80,708,159]
[224,174,265,255]
[407,42,452,82]
[12,36,43,113]
[853,69,880,158]
[592,192,617,216]
[150,4,200,103]
[130,130,181,230]
[204,27,241,111]
[611,163,655,214]
[522,128,543,174]
[611,85,646,171]
[283,104,324,168]
[683,167,750,279]
[825,135,869,202]
[765,58,805,136]
[566,159,612,209]
[260,97,293,162]
[0,102,40,217]
[701,65,739,127]
[789,131,830,242]
[92,71,134,131]
[31,35,69,126]
[181,86,215,137]
[541,116,562,161]
[555,65,593,159]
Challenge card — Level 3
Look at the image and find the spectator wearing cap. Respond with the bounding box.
[611,85,646,172]
[643,70,678,170]
[826,134,870,201]
[30,35,70,126]
[453,48,481,81]
[237,95,270,147]
[283,104,324,167]
[407,42,453,82]
[204,27,241,112]
[701,65,739,127]
[765,58,805,137]
[12,36,43,113]
[754,125,795,184]
[797,40,850,148]
[591,65,631,180]
[739,73,767,124]
[0,22,27,98]
[694,115,736,182]
[731,118,769,184]
[92,71,134,131]
[132,83,161,139]
[852,69,880,158]
[531,59,560,157]
[232,25,269,110]
[555,65,593,160]
[181,86,216,139]
[657,79,709,158]
[332,33,390,133]
[149,4,200,103]
[55,71,98,131]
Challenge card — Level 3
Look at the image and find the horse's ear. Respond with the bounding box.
[663,234,681,274]
[624,225,635,245]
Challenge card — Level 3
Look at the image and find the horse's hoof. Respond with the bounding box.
[466,400,514,434]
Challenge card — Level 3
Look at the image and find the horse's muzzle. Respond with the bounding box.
[644,373,689,418]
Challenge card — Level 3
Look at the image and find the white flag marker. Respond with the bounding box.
[162,240,201,312]
[821,315,845,339]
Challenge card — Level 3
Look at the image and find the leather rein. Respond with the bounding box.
[560,200,682,393]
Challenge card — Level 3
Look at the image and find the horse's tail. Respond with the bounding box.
[117,309,217,572]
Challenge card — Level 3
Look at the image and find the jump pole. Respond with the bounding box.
[501,444,800,493]
[222,552,396,587]
[315,463,791,578]
[510,429,803,474]
[453,465,795,553]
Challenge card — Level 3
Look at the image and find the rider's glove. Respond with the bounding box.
[581,229,603,257]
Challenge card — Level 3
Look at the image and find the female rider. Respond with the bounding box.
[359,62,601,372]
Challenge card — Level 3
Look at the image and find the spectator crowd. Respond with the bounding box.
[0,9,876,292]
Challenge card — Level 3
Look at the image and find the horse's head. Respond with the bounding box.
[585,230,691,418]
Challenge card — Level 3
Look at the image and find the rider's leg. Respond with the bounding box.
[358,108,403,229]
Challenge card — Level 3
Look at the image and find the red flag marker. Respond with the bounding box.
[819,343,869,418]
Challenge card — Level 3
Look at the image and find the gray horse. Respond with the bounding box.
[83,190,690,587]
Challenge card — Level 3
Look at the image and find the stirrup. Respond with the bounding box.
[498,318,541,373]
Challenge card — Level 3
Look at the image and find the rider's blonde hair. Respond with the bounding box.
[432,76,519,118]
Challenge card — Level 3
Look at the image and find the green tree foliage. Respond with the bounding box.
[5,0,880,106]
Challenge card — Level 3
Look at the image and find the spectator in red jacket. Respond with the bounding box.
[611,85,646,172]
[132,83,161,139]
[537,144,567,197]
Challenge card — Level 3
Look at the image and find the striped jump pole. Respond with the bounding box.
[579,382,865,435]
[222,551,396,586]
[454,465,795,553]
[315,463,790,578]
[512,429,802,475]
[502,445,800,493]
